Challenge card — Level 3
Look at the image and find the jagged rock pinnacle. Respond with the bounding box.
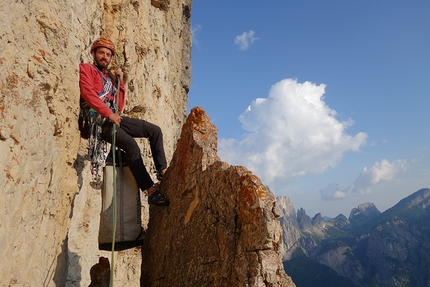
[141,107,296,287]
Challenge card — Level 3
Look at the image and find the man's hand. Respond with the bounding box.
[115,68,124,82]
[108,113,122,125]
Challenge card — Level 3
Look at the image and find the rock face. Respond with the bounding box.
[356,188,430,287]
[1,0,191,286]
[348,202,381,228]
[330,214,350,229]
[141,107,296,287]
[89,257,110,287]
[278,189,430,287]
[311,213,326,230]
[277,196,301,260]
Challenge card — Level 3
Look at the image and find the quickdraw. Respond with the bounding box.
[86,110,108,183]
[82,64,117,184]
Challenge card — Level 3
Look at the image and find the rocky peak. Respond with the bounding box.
[311,213,326,230]
[276,196,302,260]
[348,202,381,227]
[277,195,299,227]
[297,208,312,231]
[141,107,296,286]
[329,213,350,229]
[398,188,430,210]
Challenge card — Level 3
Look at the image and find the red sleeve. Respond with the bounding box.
[79,64,126,118]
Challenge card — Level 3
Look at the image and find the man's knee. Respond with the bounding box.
[149,124,163,138]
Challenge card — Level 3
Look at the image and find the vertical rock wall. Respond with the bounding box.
[277,196,302,260]
[0,0,191,286]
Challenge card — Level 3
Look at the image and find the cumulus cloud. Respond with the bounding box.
[218,78,368,185]
[320,183,348,201]
[352,159,409,194]
[234,30,258,51]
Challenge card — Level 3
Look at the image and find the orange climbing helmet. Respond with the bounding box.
[90,38,116,55]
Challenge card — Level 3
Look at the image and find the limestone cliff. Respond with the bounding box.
[277,196,301,261]
[1,0,191,285]
[1,1,297,287]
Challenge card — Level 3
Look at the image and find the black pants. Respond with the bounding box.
[101,116,167,191]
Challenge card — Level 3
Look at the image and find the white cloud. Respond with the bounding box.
[191,25,202,46]
[218,78,367,185]
[352,159,409,194]
[320,183,348,201]
[234,30,258,51]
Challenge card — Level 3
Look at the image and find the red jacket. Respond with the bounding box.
[79,63,125,118]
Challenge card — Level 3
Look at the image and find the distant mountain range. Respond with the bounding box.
[277,188,430,287]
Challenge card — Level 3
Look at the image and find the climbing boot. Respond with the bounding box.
[148,191,170,206]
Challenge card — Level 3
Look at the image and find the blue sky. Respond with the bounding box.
[188,1,430,218]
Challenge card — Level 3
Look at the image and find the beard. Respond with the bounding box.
[94,55,111,70]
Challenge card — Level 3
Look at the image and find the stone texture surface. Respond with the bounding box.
[141,107,296,287]
[348,202,381,228]
[277,196,302,261]
[1,1,297,286]
[1,0,191,286]
[89,257,111,287]
[278,189,430,287]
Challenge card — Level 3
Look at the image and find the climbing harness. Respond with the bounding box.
[80,64,117,184]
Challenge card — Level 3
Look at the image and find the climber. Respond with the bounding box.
[79,37,169,206]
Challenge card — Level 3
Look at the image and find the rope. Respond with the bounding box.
[110,0,125,286]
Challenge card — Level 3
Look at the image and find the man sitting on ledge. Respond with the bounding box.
[79,37,169,206]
